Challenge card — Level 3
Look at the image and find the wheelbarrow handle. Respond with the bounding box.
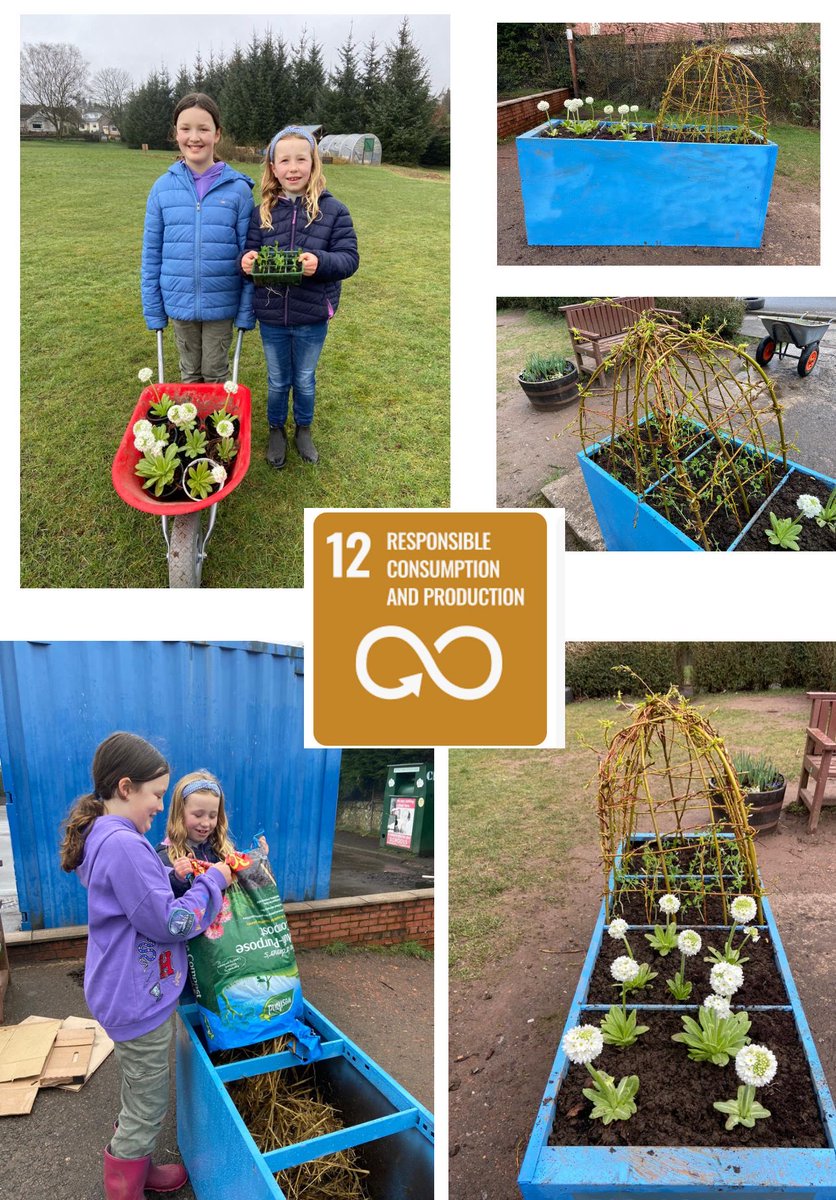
[155,328,245,385]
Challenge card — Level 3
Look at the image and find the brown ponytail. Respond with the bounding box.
[60,731,169,872]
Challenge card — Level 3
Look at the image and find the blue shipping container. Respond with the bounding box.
[0,641,341,929]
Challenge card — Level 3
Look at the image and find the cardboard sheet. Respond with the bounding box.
[0,1078,39,1117]
[0,1019,61,1083]
[20,1014,114,1091]
[39,1027,96,1087]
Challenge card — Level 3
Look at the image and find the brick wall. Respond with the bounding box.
[498,88,572,140]
[6,890,434,966]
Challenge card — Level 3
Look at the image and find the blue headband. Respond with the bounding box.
[268,126,316,161]
[182,779,221,800]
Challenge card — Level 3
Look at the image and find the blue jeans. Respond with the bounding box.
[259,321,329,428]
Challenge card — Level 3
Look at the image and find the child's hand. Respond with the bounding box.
[172,857,193,881]
[212,861,233,887]
[241,251,258,275]
[258,836,269,855]
[299,252,318,276]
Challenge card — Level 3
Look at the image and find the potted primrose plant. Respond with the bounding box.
[518,351,580,412]
[251,244,304,287]
[516,46,778,247]
[575,310,836,552]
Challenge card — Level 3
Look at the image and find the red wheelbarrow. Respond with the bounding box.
[112,331,251,588]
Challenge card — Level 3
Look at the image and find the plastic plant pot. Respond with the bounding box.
[251,248,304,287]
[181,457,228,503]
[516,121,778,247]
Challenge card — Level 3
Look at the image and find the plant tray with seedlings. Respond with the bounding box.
[112,371,251,515]
[176,1001,433,1200]
[251,246,304,287]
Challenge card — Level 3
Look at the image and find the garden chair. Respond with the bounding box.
[559,298,681,377]
[797,692,836,833]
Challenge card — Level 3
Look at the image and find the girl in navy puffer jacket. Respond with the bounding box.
[241,126,359,468]
[141,93,255,383]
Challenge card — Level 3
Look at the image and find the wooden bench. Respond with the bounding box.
[797,691,836,833]
[559,297,681,377]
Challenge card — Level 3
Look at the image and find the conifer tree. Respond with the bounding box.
[219,44,250,143]
[173,65,191,102]
[323,27,363,131]
[291,29,326,123]
[359,33,384,130]
[121,68,174,149]
[201,50,227,104]
[371,18,435,164]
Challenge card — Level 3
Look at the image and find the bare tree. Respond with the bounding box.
[21,42,89,137]
[90,66,133,133]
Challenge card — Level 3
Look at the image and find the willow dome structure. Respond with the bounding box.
[657,44,770,142]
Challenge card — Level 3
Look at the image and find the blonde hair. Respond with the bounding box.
[164,769,235,862]
[259,134,326,231]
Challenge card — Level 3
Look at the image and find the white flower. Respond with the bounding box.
[678,930,702,957]
[537,100,550,112]
[630,105,639,113]
[210,463,227,486]
[618,104,630,115]
[585,96,594,105]
[133,431,157,453]
[561,1024,604,1065]
[751,929,760,943]
[167,404,183,426]
[730,896,757,925]
[144,439,165,458]
[603,105,614,114]
[703,994,732,1019]
[137,367,153,384]
[563,99,572,109]
[710,961,744,997]
[223,381,239,395]
[611,955,640,984]
[607,918,629,940]
[659,894,680,915]
[735,1043,777,1088]
[797,494,823,519]
[215,418,235,439]
[133,419,153,436]
[180,402,198,423]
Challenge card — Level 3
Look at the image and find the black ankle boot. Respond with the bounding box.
[266,424,287,469]
[294,425,319,464]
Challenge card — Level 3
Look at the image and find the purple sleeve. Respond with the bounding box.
[105,843,226,943]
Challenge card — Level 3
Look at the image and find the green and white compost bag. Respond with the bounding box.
[185,849,321,1055]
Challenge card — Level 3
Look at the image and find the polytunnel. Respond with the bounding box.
[318,132,382,165]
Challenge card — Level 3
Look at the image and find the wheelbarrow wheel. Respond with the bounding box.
[756,336,776,367]
[168,513,202,588]
[798,343,819,376]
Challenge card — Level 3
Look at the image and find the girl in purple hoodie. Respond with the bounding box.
[60,731,232,1200]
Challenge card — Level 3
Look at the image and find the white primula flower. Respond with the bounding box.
[585,96,594,105]
[751,929,760,943]
[180,402,198,423]
[607,918,629,940]
[618,104,630,115]
[537,100,550,112]
[735,1043,777,1088]
[603,105,614,115]
[659,894,680,915]
[797,494,823,519]
[678,930,702,957]
[561,1024,604,1065]
[145,439,165,458]
[564,99,572,109]
[210,463,227,486]
[137,367,153,384]
[167,404,183,426]
[215,418,235,439]
[703,994,732,1019]
[133,433,156,453]
[630,105,639,113]
[710,961,744,997]
[133,419,153,436]
[730,896,757,925]
[223,381,239,395]
[611,955,640,984]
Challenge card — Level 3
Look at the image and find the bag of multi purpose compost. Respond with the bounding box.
[186,849,321,1056]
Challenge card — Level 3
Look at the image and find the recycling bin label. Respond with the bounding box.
[306,510,563,747]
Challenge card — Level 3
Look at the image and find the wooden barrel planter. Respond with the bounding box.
[710,775,786,835]
[518,364,580,412]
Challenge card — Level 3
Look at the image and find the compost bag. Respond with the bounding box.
[186,849,321,1055]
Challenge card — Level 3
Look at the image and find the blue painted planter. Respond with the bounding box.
[577,430,836,552]
[516,121,778,247]
[519,869,836,1198]
[176,1001,434,1200]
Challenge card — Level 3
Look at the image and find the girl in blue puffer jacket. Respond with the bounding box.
[241,126,359,468]
[141,93,255,383]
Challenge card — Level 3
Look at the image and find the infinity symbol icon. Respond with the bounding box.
[355,625,503,701]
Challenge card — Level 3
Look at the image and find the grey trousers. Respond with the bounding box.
[110,1014,174,1159]
[172,318,234,382]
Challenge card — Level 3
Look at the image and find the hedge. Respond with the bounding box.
[567,642,836,698]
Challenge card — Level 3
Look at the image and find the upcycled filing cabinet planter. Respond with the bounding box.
[518,889,836,1199]
[176,1001,433,1200]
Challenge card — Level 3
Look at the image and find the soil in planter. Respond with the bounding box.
[645,442,779,550]
[619,838,746,879]
[612,891,746,925]
[587,930,788,1006]
[589,418,706,497]
[550,1009,827,1148]
[537,126,764,145]
[736,471,836,552]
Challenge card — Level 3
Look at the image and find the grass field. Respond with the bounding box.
[450,689,813,980]
[20,142,449,588]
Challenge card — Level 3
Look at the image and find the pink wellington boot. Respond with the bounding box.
[111,1124,189,1193]
[103,1146,151,1200]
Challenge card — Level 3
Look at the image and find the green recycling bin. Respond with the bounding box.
[380,763,434,856]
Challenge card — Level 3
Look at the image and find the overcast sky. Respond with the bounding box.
[19,13,450,94]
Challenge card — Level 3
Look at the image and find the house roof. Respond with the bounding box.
[572,23,784,44]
